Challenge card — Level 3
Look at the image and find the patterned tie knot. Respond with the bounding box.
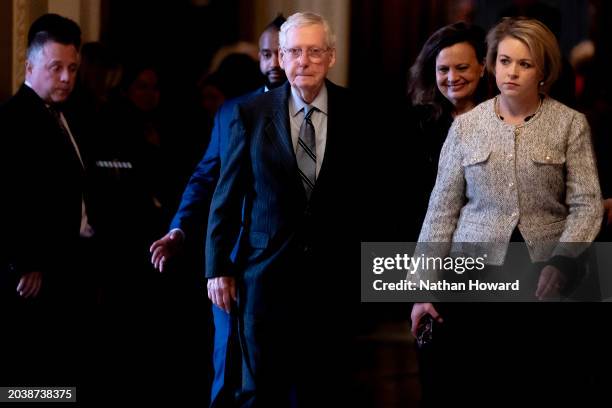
[304,105,316,121]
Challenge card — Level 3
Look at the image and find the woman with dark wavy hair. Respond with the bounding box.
[409,22,488,120]
[408,22,489,238]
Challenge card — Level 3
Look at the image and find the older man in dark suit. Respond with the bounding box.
[207,11,361,407]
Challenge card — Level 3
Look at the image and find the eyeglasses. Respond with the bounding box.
[282,47,330,61]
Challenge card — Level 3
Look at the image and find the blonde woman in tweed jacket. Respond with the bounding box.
[410,17,603,405]
[411,16,603,326]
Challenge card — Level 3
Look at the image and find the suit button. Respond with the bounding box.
[514,129,520,136]
[509,182,514,187]
[511,212,517,217]
[303,245,310,253]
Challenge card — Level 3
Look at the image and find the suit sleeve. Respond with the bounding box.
[205,104,249,278]
[2,104,50,274]
[169,104,228,237]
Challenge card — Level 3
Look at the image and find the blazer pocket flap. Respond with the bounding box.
[462,150,491,167]
[248,231,269,249]
[540,219,567,234]
[531,153,565,165]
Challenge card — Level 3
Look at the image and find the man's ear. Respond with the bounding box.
[328,48,336,69]
[25,59,33,77]
[279,51,285,70]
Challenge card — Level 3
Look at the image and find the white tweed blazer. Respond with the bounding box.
[417,96,603,264]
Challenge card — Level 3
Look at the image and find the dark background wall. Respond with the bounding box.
[100,0,254,104]
[1,0,593,104]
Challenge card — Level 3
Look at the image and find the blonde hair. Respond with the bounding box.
[279,12,335,49]
[486,17,561,93]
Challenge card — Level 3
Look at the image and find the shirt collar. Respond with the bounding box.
[289,83,328,118]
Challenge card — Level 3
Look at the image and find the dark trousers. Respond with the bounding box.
[210,304,241,408]
[416,241,602,407]
[234,266,358,408]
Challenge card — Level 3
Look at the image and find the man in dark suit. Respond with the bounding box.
[0,14,90,385]
[149,15,287,407]
[206,12,361,407]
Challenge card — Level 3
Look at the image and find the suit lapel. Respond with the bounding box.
[312,80,343,195]
[317,80,335,185]
[62,109,89,171]
[265,83,297,175]
[20,85,86,175]
[263,81,345,200]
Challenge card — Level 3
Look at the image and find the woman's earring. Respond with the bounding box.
[539,80,545,86]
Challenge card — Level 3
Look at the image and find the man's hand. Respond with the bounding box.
[207,277,237,313]
[150,229,184,272]
[16,271,42,299]
[536,265,566,300]
[604,198,612,226]
[410,302,442,337]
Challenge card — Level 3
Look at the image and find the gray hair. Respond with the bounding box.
[27,43,44,64]
[26,34,49,64]
[26,29,80,65]
[26,14,81,63]
[279,12,336,49]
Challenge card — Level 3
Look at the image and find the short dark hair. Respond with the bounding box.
[266,14,286,32]
[27,13,81,60]
[408,22,487,120]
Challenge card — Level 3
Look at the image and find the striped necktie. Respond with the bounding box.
[296,105,316,198]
